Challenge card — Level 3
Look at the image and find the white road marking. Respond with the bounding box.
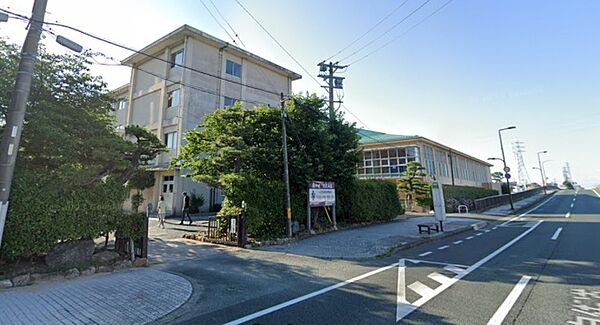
[487,275,533,325]
[466,236,474,240]
[570,203,574,208]
[223,261,399,325]
[476,233,483,236]
[453,240,463,245]
[437,245,449,250]
[419,251,432,257]
[396,259,408,321]
[396,221,543,321]
[573,198,576,202]
[409,259,468,268]
[499,194,556,226]
[551,227,563,240]
[444,265,467,274]
[484,229,491,233]
[428,272,452,285]
[566,212,571,218]
[492,227,498,230]
[408,281,435,298]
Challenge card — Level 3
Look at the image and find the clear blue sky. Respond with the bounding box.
[2,0,599,186]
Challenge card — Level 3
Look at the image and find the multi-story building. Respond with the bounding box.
[112,25,301,214]
[357,129,493,189]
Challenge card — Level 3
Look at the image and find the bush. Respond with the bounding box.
[218,174,285,240]
[443,185,498,212]
[189,193,205,214]
[338,179,404,223]
[0,173,128,261]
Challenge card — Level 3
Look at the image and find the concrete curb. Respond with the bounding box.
[386,220,490,255]
[509,192,557,216]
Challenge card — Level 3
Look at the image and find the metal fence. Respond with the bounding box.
[474,188,544,212]
[206,212,246,247]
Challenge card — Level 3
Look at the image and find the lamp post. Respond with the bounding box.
[537,150,548,194]
[497,126,516,210]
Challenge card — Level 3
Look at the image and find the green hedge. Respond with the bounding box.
[443,185,498,212]
[0,173,130,260]
[338,179,404,223]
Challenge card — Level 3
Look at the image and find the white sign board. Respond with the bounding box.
[431,180,446,222]
[308,181,336,207]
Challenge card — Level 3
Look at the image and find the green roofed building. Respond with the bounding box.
[356,129,494,189]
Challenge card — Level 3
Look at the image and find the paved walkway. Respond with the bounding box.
[259,216,485,259]
[0,268,192,325]
[481,192,548,216]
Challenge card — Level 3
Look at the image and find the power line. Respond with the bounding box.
[199,0,239,47]
[348,0,455,66]
[208,0,247,49]
[338,0,433,64]
[323,0,410,62]
[234,0,326,89]
[0,7,288,98]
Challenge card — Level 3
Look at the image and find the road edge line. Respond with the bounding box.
[486,275,533,325]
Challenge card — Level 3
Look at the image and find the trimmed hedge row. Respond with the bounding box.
[443,185,498,212]
[338,179,404,223]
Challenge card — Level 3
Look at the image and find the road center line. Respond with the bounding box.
[487,275,533,325]
[453,240,463,244]
[570,203,574,208]
[465,236,474,240]
[476,233,483,236]
[551,227,563,240]
[566,212,571,218]
[419,251,432,257]
[438,245,449,250]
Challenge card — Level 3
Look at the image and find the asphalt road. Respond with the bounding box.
[156,189,600,325]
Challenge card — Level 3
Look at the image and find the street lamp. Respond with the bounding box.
[498,126,516,210]
[537,150,548,194]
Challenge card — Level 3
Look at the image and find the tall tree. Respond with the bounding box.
[397,161,431,207]
[491,171,504,183]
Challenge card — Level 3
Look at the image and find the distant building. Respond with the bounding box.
[111,25,301,214]
[357,129,493,189]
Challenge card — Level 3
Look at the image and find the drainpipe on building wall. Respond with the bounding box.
[216,43,229,108]
[448,150,455,186]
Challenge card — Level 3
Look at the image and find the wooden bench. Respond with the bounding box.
[417,223,440,235]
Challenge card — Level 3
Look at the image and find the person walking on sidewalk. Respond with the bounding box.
[157,195,167,229]
[180,192,192,225]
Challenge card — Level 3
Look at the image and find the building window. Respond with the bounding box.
[357,146,419,179]
[117,98,127,110]
[171,49,184,67]
[226,59,242,78]
[165,132,178,150]
[167,89,180,108]
[224,96,236,107]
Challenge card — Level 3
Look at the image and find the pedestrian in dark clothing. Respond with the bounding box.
[179,192,192,225]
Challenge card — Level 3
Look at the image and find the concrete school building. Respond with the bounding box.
[357,129,494,189]
[110,25,301,215]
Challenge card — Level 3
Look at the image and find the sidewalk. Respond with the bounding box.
[0,268,192,325]
[481,192,549,216]
[259,215,487,259]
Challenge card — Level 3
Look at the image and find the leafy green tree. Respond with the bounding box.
[397,161,431,208]
[176,95,360,236]
[127,168,156,213]
[0,40,164,259]
[491,171,505,183]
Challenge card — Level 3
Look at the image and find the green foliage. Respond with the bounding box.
[397,161,431,200]
[443,185,499,212]
[177,95,360,237]
[491,171,504,183]
[563,180,574,190]
[0,41,163,260]
[189,193,205,214]
[127,169,156,213]
[338,180,404,223]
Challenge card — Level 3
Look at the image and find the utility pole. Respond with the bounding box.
[280,93,292,238]
[498,126,516,210]
[0,0,48,248]
[317,61,347,123]
[537,150,548,195]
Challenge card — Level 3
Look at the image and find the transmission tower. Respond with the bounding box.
[512,141,530,191]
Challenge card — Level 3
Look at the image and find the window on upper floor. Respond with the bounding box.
[167,89,180,108]
[224,96,236,107]
[165,132,178,150]
[226,59,242,78]
[117,98,127,110]
[171,49,184,68]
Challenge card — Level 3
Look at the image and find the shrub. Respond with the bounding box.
[189,193,205,214]
[443,185,498,212]
[338,179,404,223]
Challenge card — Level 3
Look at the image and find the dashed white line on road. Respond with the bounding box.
[566,212,571,218]
[453,240,463,244]
[476,233,483,236]
[492,227,498,230]
[465,236,474,240]
[484,229,491,233]
[573,198,576,202]
[487,275,533,325]
[551,227,563,240]
[419,251,432,257]
[438,245,449,250]
[500,194,556,226]
[570,203,574,208]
